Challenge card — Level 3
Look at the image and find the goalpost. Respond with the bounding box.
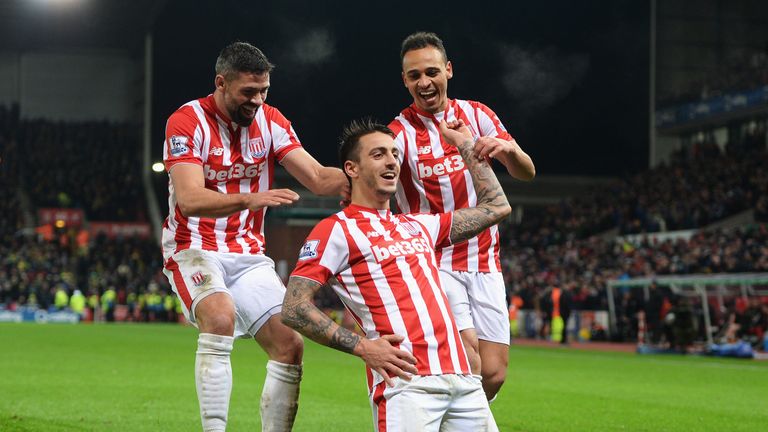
[606,273,768,345]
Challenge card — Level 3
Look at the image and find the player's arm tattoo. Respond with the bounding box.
[282,276,361,354]
[450,139,512,244]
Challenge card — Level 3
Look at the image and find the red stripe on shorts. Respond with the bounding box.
[371,381,387,432]
[166,257,193,308]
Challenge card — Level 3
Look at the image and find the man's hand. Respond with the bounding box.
[354,334,418,387]
[243,189,299,211]
[439,119,473,147]
[473,137,518,159]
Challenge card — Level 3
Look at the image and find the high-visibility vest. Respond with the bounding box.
[70,293,85,314]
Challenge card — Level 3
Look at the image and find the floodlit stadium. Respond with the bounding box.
[1,0,767,431]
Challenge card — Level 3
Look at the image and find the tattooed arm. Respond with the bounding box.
[282,276,418,385]
[439,119,512,244]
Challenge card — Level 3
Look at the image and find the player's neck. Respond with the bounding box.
[350,189,391,210]
[212,91,232,122]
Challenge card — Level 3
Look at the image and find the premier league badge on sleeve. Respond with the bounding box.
[298,240,320,260]
[169,135,190,157]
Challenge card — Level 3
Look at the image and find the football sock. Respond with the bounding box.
[196,333,234,432]
[260,360,303,432]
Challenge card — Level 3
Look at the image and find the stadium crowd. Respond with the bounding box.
[3,104,145,221]
[507,133,767,242]
[0,228,174,322]
[658,46,768,107]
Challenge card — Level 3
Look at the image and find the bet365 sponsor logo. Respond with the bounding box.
[371,237,431,263]
[416,155,465,179]
[204,161,266,182]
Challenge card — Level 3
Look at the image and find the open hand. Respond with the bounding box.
[245,189,299,211]
[357,334,418,387]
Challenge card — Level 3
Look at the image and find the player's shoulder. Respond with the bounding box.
[260,103,288,121]
[312,213,344,234]
[168,98,207,123]
[455,98,494,113]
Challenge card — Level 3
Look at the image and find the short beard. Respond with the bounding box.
[231,107,256,127]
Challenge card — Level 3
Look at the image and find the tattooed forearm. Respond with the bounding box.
[329,327,362,354]
[282,276,362,354]
[450,139,512,243]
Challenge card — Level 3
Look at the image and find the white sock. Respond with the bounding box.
[196,333,234,432]
[260,360,302,432]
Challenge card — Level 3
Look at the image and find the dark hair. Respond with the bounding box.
[400,31,448,63]
[338,118,394,180]
[215,42,274,80]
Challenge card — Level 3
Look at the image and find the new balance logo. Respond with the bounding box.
[366,231,381,238]
[209,147,224,156]
[417,145,432,155]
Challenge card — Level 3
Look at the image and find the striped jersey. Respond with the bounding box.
[290,204,471,388]
[388,99,513,273]
[162,95,302,259]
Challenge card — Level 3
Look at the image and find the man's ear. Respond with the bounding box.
[344,160,358,179]
[214,74,226,91]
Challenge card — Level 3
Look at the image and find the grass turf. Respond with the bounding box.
[0,323,766,431]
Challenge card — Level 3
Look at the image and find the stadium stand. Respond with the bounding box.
[503,135,767,242]
[658,46,768,107]
[15,112,145,222]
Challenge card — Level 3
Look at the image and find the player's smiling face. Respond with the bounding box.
[216,71,270,127]
[346,132,400,206]
[402,46,453,114]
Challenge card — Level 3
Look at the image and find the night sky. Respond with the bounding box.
[151,0,650,176]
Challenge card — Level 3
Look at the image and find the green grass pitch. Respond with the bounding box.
[1,323,766,431]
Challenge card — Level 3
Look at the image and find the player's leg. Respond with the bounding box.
[164,249,234,432]
[439,270,481,374]
[227,255,302,432]
[254,315,304,432]
[467,273,510,401]
[370,377,447,432]
[439,375,490,431]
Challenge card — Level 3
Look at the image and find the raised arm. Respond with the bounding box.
[281,149,350,199]
[282,276,417,386]
[170,164,299,218]
[439,120,512,244]
[473,136,536,181]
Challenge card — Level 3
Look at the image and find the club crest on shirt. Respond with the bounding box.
[298,240,320,260]
[248,137,267,159]
[191,271,210,287]
[169,135,190,157]
[400,221,422,237]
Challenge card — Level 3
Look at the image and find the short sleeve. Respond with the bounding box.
[474,102,514,142]
[405,212,453,250]
[266,106,303,162]
[163,109,203,171]
[290,218,349,285]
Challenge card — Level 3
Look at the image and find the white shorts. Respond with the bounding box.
[369,374,490,432]
[163,248,285,338]
[439,269,510,345]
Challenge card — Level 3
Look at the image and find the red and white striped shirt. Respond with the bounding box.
[291,204,471,388]
[162,95,302,259]
[389,99,513,273]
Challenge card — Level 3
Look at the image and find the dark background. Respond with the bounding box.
[150,0,650,176]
